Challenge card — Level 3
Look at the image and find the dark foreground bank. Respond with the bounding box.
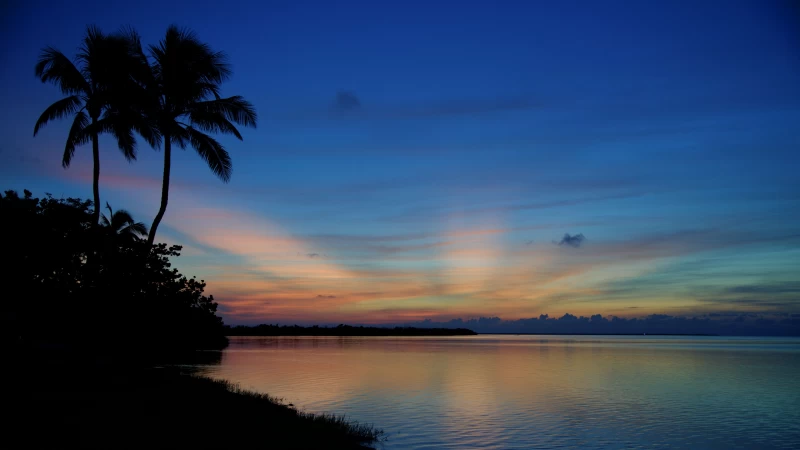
[8,349,383,449]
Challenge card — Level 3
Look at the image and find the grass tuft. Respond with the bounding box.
[209,377,385,443]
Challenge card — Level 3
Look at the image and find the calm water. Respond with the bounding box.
[192,336,800,449]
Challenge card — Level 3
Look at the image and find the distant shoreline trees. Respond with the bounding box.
[226,324,478,337]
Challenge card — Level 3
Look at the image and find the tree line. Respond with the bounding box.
[226,324,478,337]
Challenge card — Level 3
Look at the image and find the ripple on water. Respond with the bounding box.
[197,336,800,450]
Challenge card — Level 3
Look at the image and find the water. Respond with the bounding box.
[192,335,800,449]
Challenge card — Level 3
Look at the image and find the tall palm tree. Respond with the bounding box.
[33,26,156,226]
[130,25,257,249]
[101,203,148,242]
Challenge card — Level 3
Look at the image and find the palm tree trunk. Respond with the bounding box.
[147,136,171,249]
[91,122,101,226]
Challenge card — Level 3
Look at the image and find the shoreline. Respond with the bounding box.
[8,347,384,449]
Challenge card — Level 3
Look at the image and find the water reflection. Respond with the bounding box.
[194,336,800,449]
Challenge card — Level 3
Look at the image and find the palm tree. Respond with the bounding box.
[101,203,148,242]
[33,26,156,226]
[99,203,147,283]
[129,25,257,249]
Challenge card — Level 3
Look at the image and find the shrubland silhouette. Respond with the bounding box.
[1,189,225,352]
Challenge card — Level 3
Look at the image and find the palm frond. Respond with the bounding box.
[77,25,104,58]
[202,49,232,84]
[127,221,148,237]
[149,25,231,109]
[80,26,147,96]
[111,208,136,229]
[33,96,83,136]
[131,115,161,149]
[102,204,148,238]
[147,43,166,79]
[193,82,222,101]
[114,208,148,237]
[114,26,157,92]
[189,109,243,140]
[110,122,137,161]
[101,202,114,227]
[164,25,231,82]
[193,96,257,128]
[35,47,90,95]
[115,25,140,43]
[170,129,189,149]
[100,215,111,229]
[107,92,162,151]
[76,25,106,83]
[63,111,91,167]
[181,126,232,182]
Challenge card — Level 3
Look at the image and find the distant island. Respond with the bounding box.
[484,332,719,336]
[226,324,478,336]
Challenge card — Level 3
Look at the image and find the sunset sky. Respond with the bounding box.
[1,0,798,326]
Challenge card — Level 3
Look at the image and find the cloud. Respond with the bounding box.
[333,91,361,112]
[317,294,337,299]
[558,233,586,248]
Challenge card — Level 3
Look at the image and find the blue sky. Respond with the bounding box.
[1,0,798,327]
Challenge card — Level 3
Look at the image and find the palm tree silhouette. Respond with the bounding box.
[126,25,257,249]
[33,26,157,226]
[101,203,148,242]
